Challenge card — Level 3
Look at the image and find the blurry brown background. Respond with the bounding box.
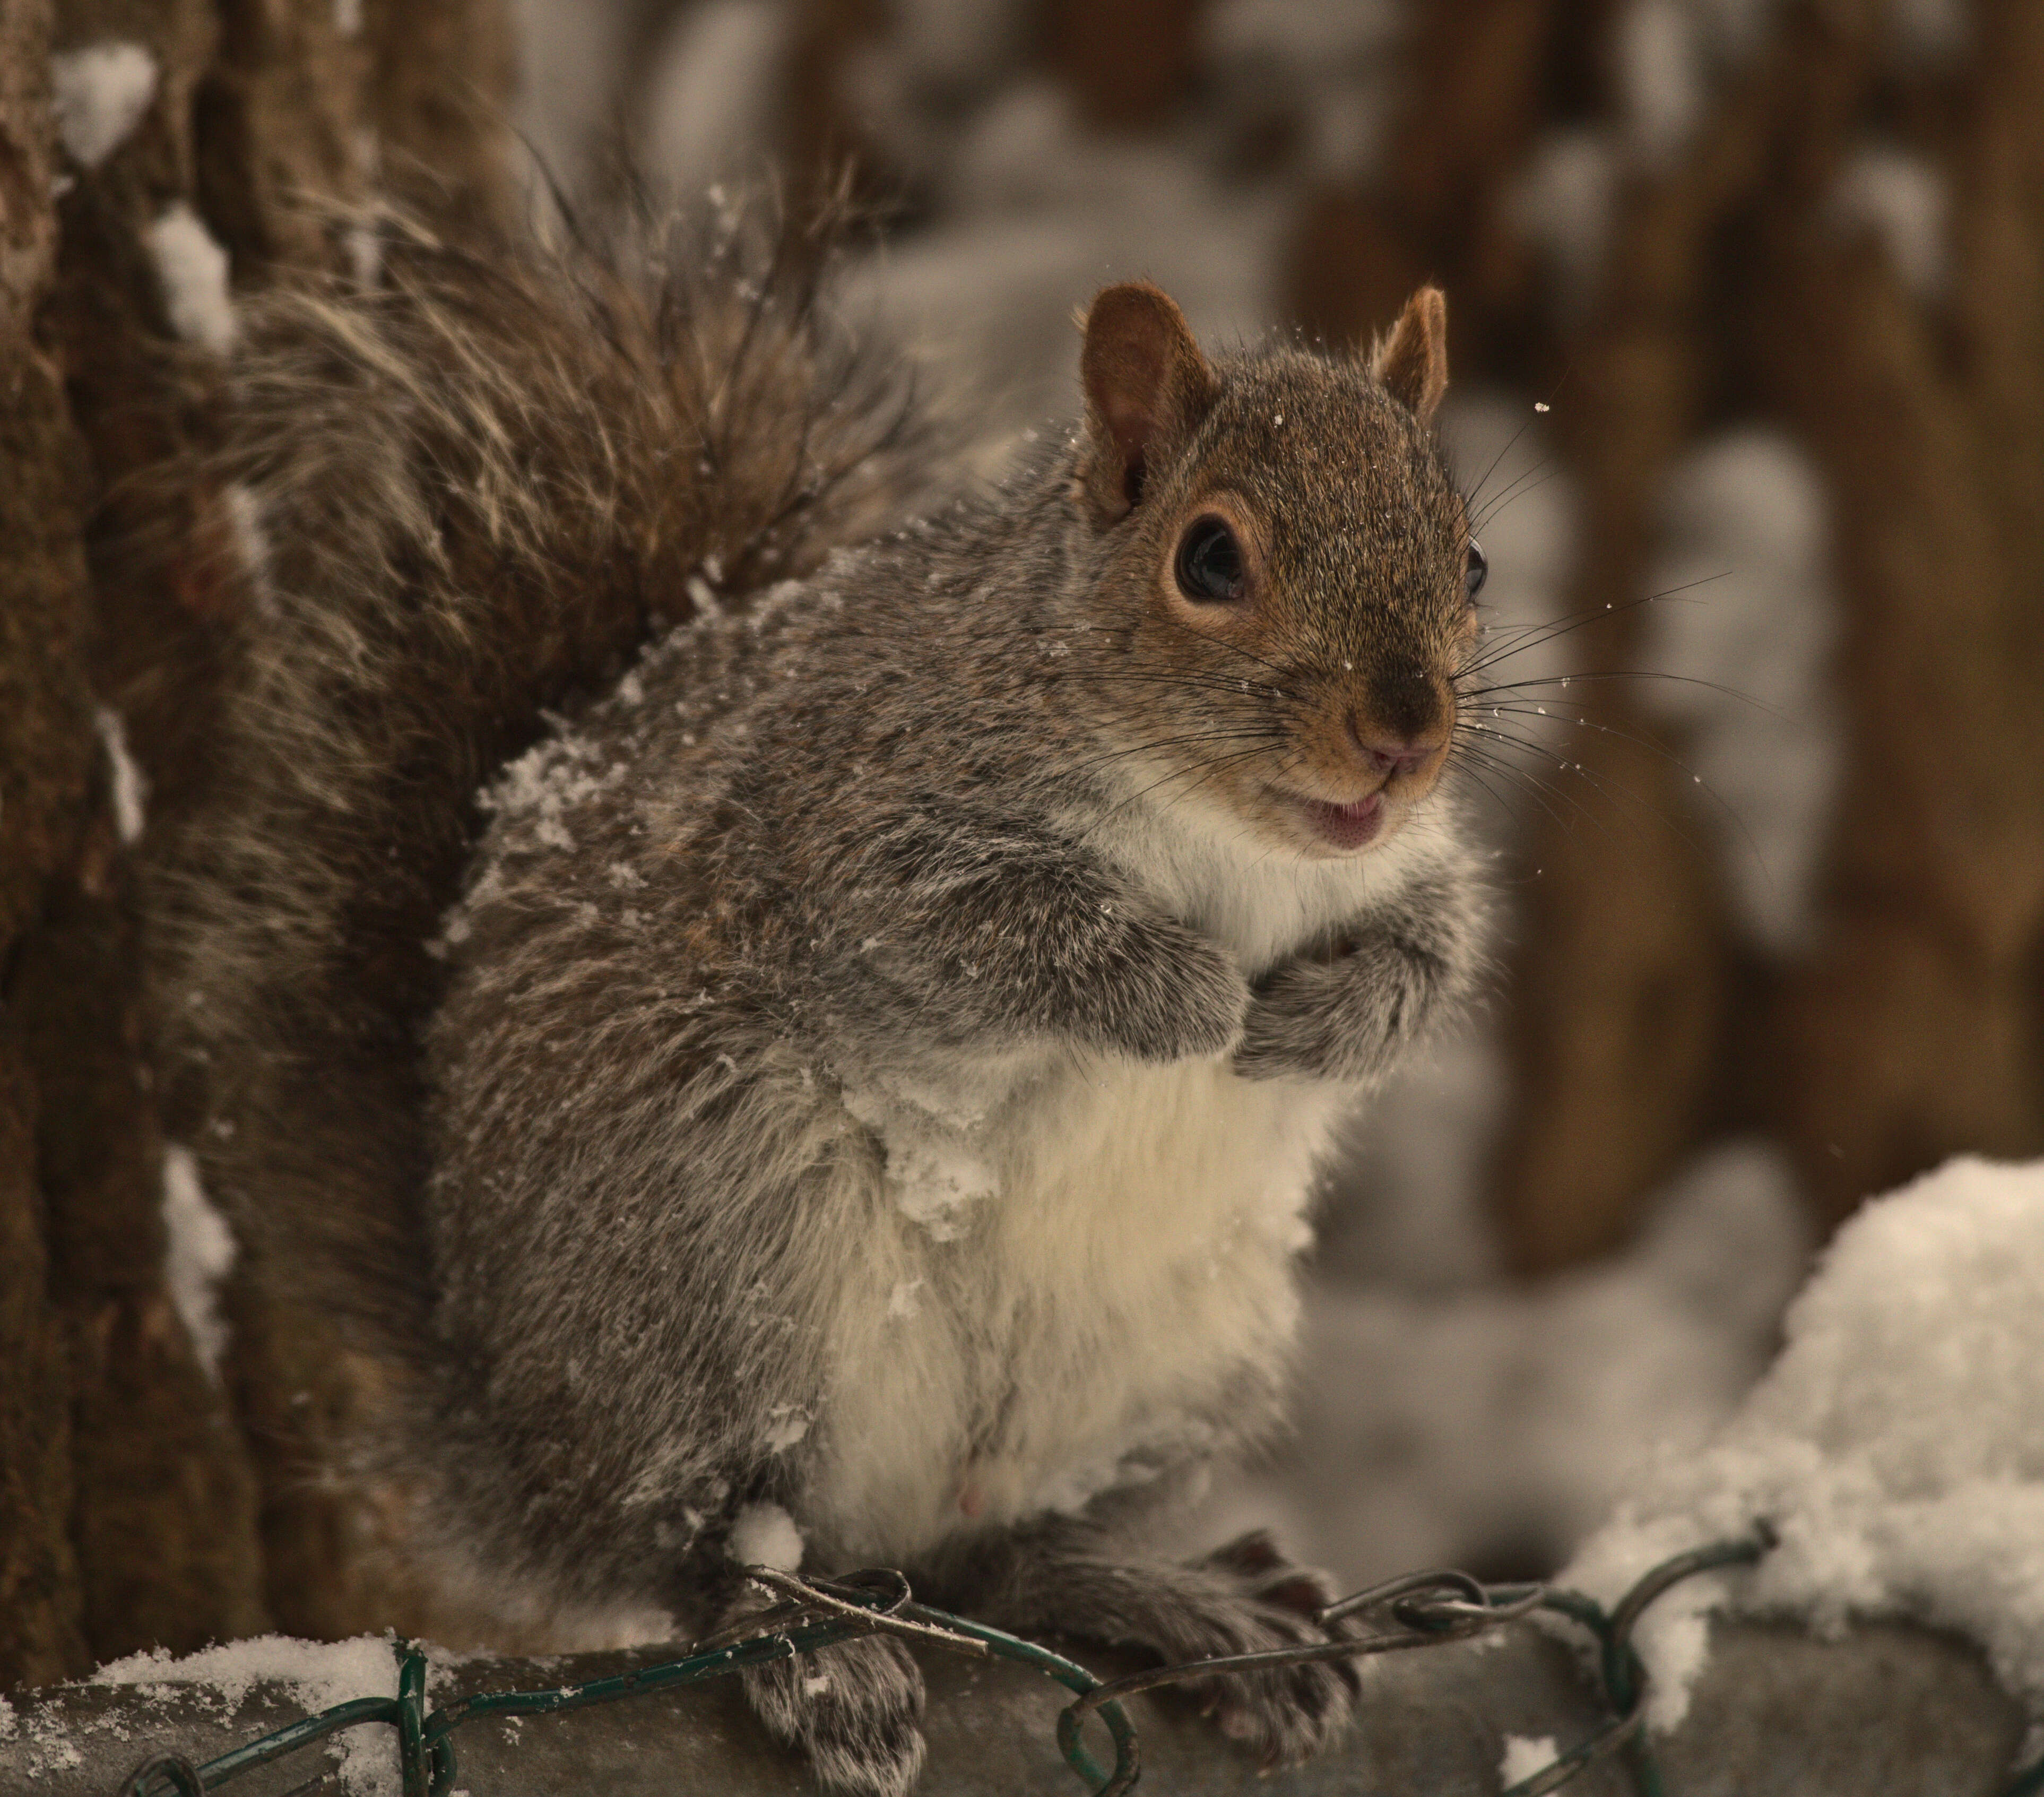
[4,0,2041,1690]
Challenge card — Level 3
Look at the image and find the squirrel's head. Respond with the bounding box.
[1070,281,1477,859]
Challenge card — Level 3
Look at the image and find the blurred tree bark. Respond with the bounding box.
[1288,0,2044,1268]
[0,0,510,1690]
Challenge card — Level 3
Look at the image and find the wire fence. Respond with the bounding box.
[113,1525,2044,1797]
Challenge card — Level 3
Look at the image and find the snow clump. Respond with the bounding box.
[97,1635,401,1796]
[145,203,236,354]
[1499,1733,1561,1789]
[50,42,158,168]
[1562,1155,2044,1733]
[730,1501,805,1571]
[95,706,148,843]
[161,1144,237,1383]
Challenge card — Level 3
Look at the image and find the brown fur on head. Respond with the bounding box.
[1072,281,1474,860]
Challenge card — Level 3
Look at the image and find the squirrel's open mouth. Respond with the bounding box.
[1278,789,1384,851]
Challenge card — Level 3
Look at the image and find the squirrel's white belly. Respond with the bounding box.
[811,1052,1352,1566]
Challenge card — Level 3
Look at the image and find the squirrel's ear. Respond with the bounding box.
[1078,282,1218,524]
[1371,286,1449,426]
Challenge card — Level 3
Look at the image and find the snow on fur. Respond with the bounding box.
[1561,1155,2044,1732]
[730,1501,805,1571]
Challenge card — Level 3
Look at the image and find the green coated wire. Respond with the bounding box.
[111,1532,2044,1797]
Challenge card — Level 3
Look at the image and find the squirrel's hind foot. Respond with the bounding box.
[1173,1530,1361,1769]
[742,1629,927,1797]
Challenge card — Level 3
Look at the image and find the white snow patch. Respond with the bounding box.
[145,203,236,355]
[1639,429,1841,953]
[1618,0,1704,163]
[1509,130,1618,319]
[887,1277,924,1320]
[50,42,158,168]
[1617,0,1777,165]
[1886,0,1968,64]
[1203,0,1405,178]
[95,706,147,843]
[1499,1733,1559,1788]
[1829,143,1947,301]
[1562,1155,2044,1733]
[842,83,1283,465]
[97,1635,401,1795]
[638,0,786,202]
[730,1501,804,1571]
[161,1145,236,1383]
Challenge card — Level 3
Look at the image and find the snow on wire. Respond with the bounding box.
[111,1526,2042,1797]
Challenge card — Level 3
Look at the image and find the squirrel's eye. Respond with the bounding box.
[1465,538,1488,599]
[1175,517,1245,603]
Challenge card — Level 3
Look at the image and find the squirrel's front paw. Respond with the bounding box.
[742,1632,926,1797]
[1062,923,1250,1064]
[1234,915,1471,1084]
[1167,1531,1359,1769]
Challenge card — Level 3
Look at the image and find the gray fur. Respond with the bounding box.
[1235,866,1489,1082]
[153,209,1492,1795]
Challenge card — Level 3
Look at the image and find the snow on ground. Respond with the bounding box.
[50,41,158,169]
[160,1144,236,1383]
[1561,1155,2044,1731]
[97,1636,401,1796]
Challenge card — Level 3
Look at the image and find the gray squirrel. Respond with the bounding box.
[153,204,1488,1794]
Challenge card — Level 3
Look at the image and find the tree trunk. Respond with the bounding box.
[0,0,510,1689]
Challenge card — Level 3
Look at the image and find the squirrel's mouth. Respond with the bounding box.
[1276,789,1384,851]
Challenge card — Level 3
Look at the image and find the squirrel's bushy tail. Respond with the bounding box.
[154,198,928,1371]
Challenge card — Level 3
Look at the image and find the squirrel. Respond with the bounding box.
[151,201,1488,1795]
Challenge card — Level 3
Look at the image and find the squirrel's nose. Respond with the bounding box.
[1347,711,1445,777]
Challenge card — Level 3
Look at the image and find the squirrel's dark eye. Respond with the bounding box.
[1465,538,1488,599]
[1175,517,1245,603]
